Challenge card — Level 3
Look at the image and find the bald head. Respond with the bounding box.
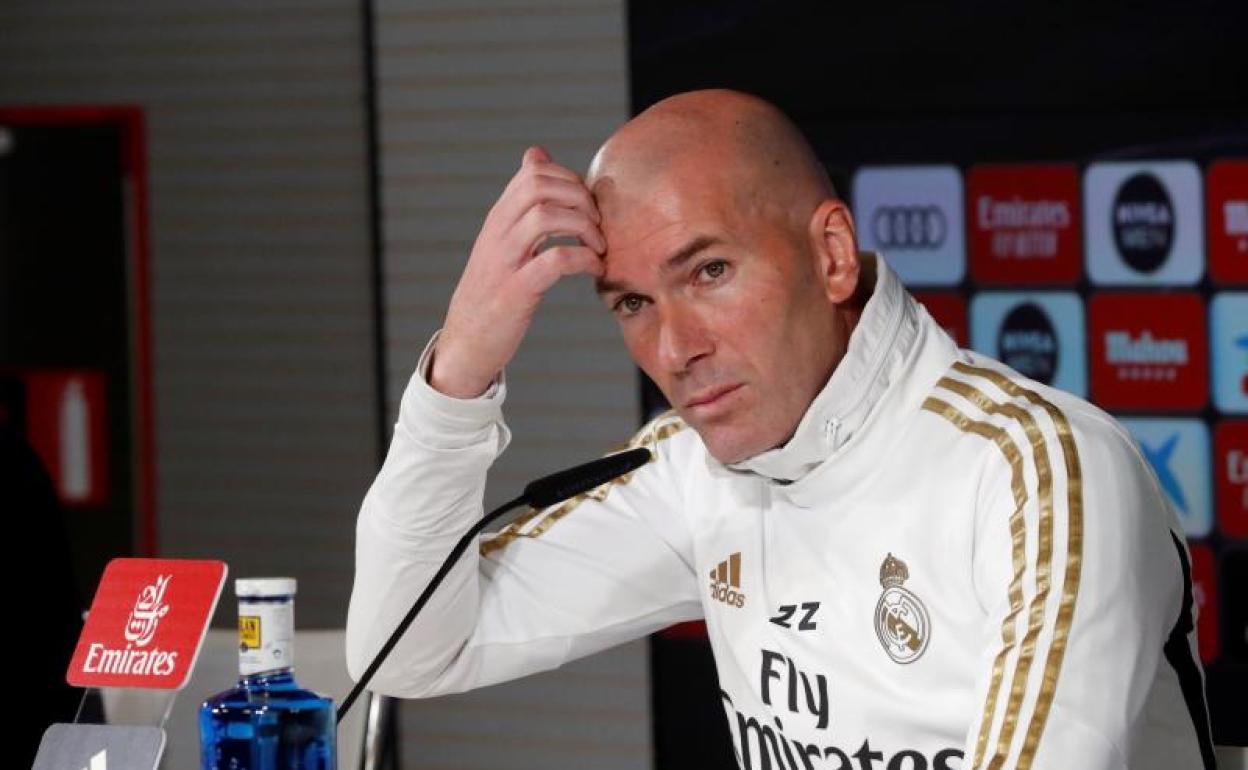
[587,90,835,232]
[583,91,862,464]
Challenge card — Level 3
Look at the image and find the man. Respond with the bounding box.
[346,90,1214,769]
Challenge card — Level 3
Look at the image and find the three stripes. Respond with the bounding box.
[923,361,1083,770]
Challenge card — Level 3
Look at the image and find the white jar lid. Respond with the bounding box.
[236,577,297,598]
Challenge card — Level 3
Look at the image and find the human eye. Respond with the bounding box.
[696,259,729,283]
[613,294,647,317]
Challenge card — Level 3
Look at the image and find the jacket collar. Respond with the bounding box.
[720,252,919,483]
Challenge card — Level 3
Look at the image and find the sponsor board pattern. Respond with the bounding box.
[863,159,1246,674]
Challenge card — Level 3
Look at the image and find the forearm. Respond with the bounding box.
[345,336,509,696]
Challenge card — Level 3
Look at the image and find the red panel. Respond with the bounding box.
[1214,421,1247,538]
[914,292,968,348]
[1088,293,1207,410]
[23,370,110,508]
[68,558,227,690]
[1189,544,1219,665]
[967,163,1081,285]
[1208,159,1248,285]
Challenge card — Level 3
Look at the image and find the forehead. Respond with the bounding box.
[595,169,740,270]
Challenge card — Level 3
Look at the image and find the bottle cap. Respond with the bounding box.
[235,577,297,598]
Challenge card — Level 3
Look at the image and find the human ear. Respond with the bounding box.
[808,199,860,304]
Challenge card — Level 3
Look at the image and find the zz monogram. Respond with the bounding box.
[769,601,820,631]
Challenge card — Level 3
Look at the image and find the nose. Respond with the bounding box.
[656,302,713,374]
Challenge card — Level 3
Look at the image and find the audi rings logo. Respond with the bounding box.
[871,206,947,250]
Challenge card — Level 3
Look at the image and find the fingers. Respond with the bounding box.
[513,201,606,256]
[521,145,579,182]
[495,173,601,230]
[518,244,605,295]
[522,145,550,166]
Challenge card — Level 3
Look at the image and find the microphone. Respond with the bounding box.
[523,446,652,507]
[337,446,652,722]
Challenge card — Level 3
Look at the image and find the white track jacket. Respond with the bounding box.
[346,254,1214,770]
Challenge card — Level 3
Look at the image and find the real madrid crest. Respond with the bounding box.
[874,553,931,664]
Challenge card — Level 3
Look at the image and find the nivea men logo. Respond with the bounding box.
[972,292,1086,396]
[1085,161,1203,286]
[998,303,1058,384]
[1113,173,1174,273]
[872,206,946,249]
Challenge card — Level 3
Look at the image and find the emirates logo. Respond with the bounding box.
[123,574,171,648]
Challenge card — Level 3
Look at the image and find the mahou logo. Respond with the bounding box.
[968,164,1080,284]
[1089,293,1207,410]
[69,558,227,690]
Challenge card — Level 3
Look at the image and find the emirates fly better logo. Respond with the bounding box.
[81,574,179,678]
[69,558,227,690]
[968,164,1081,284]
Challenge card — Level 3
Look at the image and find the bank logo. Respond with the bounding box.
[1089,293,1207,410]
[1208,159,1248,284]
[971,292,1086,396]
[1121,419,1212,537]
[1085,161,1203,286]
[853,165,965,286]
[1211,293,1248,414]
[874,553,930,664]
[709,552,746,608]
[968,164,1081,284]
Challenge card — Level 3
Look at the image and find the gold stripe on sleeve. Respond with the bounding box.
[952,361,1083,770]
[920,395,1030,768]
[934,377,1055,770]
[479,414,686,557]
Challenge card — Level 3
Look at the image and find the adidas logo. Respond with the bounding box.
[709,552,746,608]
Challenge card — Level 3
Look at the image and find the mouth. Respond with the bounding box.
[684,383,744,411]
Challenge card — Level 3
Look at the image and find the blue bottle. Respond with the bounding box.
[199,578,336,770]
